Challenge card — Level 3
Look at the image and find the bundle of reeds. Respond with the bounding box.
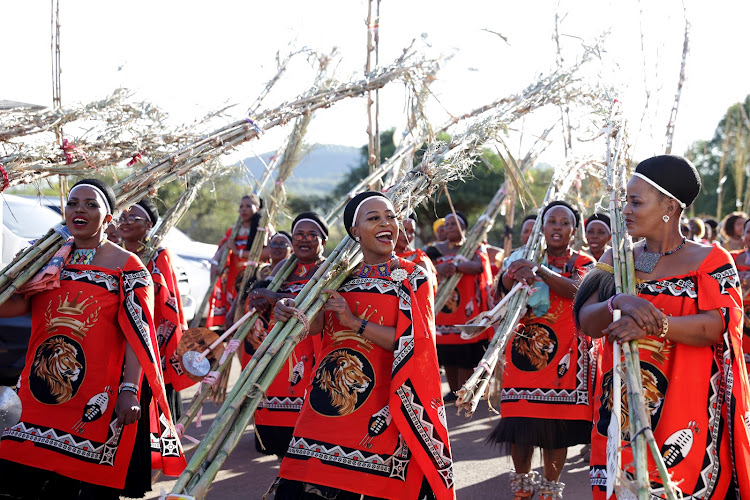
[233,54,335,319]
[0,52,433,308]
[169,125,482,499]
[604,113,679,500]
[0,89,207,189]
[141,160,225,263]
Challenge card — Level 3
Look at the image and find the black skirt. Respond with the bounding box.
[487,416,592,452]
[271,477,435,500]
[436,340,488,369]
[254,424,294,457]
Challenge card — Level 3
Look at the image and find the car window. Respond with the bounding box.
[2,197,62,239]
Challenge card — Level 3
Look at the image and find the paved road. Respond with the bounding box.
[150,360,592,499]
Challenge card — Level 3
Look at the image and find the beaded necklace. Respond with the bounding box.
[356,255,407,281]
[121,238,149,255]
[634,237,687,273]
[70,238,106,265]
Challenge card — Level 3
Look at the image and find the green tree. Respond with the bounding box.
[686,96,750,219]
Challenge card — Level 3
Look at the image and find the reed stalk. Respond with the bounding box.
[604,112,679,500]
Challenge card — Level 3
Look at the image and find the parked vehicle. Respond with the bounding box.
[0,194,218,384]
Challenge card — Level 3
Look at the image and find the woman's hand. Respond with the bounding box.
[247,289,277,312]
[274,297,296,323]
[115,391,141,426]
[602,314,652,343]
[322,289,358,330]
[436,261,456,278]
[612,294,664,336]
[506,259,539,286]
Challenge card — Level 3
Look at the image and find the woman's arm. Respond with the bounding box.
[0,294,31,318]
[115,343,143,426]
[604,308,724,347]
[452,253,483,275]
[323,289,397,352]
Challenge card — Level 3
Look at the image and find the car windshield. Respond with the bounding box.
[3,197,62,239]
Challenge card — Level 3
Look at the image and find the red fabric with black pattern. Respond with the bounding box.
[0,256,185,487]
[730,249,750,356]
[206,227,249,328]
[433,248,493,344]
[590,245,750,499]
[279,259,454,499]
[500,252,594,422]
[147,248,194,391]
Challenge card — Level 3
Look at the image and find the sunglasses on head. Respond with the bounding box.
[269,241,290,248]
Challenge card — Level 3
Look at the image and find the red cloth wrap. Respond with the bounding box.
[499,252,594,422]
[279,259,454,499]
[206,227,249,328]
[0,256,186,487]
[433,248,493,344]
[590,245,750,499]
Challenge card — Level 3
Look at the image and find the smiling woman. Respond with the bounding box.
[269,192,454,500]
[0,179,185,499]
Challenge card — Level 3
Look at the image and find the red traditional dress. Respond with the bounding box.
[0,255,186,490]
[147,247,194,392]
[590,246,750,499]
[731,249,750,358]
[241,262,320,457]
[206,224,253,328]
[428,246,492,344]
[492,252,594,447]
[397,247,438,294]
[278,259,454,500]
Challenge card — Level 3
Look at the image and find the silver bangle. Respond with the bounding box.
[119,382,139,396]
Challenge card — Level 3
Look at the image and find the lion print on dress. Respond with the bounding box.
[30,336,84,404]
[313,350,373,416]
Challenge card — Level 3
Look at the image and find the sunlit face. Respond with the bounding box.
[520,219,536,245]
[444,214,465,243]
[117,205,152,243]
[585,221,611,257]
[543,206,576,251]
[292,220,325,264]
[269,234,293,262]
[395,218,416,254]
[351,197,399,261]
[65,186,111,242]
[623,177,674,238]
[743,220,750,250]
[239,197,258,222]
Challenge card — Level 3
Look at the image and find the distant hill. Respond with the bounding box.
[240,144,361,196]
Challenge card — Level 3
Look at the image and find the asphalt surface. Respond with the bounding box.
[149,359,592,499]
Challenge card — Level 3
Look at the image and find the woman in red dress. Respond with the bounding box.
[584,213,611,262]
[206,194,263,328]
[425,212,493,402]
[395,215,437,291]
[490,200,594,500]
[574,155,750,499]
[271,192,454,500]
[233,213,328,457]
[0,179,185,499]
[118,198,196,422]
[730,217,750,367]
